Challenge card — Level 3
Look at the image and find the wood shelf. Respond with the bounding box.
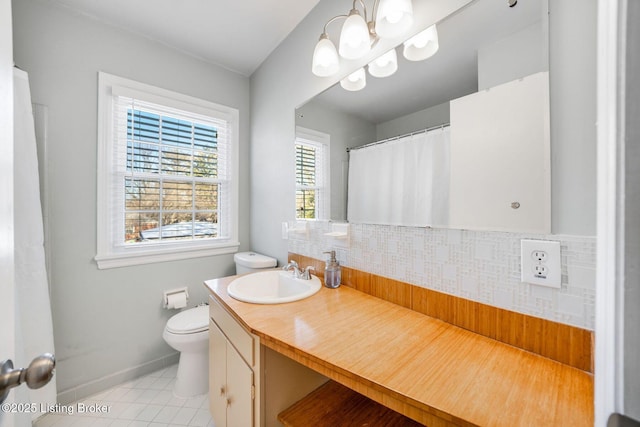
[278,380,423,427]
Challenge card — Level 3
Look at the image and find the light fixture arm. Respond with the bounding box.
[370,0,380,26]
[353,0,382,40]
[321,14,348,37]
[370,0,380,29]
[353,0,370,23]
[364,0,382,44]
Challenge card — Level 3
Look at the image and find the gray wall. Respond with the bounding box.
[549,0,597,235]
[250,0,472,263]
[251,0,597,265]
[477,21,546,90]
[12,0,251,396]
[375,102,450,141]
[250,0,351,263]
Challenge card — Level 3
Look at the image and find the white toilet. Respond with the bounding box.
[162,304,210,397]
[162,251,276,397]
[234,251,278,274]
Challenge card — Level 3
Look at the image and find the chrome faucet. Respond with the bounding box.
[282,260,315,280]
[283,260,300,276]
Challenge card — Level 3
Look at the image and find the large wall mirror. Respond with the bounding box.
[296,0,554,233]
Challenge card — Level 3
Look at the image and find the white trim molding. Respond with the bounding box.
[596,0,626,424]
[95,72,239,269]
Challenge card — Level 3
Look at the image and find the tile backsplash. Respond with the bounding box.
[287,222,596,331]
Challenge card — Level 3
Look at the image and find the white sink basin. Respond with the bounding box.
[228,270,322,304]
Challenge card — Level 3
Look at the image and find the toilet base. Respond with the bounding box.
[174,348,209,398]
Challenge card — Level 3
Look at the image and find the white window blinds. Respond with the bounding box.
[96,73,239,268]
[112,94,232,245]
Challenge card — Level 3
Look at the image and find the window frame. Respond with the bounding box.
[96,72,239,269]
[295,126,330,220]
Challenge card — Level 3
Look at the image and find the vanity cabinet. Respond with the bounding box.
[209,320,254,427]
[207,292,329,427]
[209,296,261,427]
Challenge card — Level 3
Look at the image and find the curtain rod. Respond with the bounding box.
[346,123,450,153]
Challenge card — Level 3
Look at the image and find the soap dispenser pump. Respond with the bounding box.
[323,251,341,289]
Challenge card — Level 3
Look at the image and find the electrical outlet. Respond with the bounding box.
[521,239,561,288]
[533,264,548,278]
[531,250,547,262]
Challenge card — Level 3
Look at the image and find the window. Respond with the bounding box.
[295,127,329,220]
[96,72,239,268]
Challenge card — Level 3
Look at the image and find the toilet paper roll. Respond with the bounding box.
[166,292,187,309]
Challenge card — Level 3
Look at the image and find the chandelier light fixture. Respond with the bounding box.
[311,0,440,91]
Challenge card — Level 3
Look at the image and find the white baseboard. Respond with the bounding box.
[57,352,180,405]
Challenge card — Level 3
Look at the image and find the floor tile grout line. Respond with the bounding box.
[34,364,213,427]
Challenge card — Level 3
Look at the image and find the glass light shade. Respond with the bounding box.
[312,36,339,77]
[376,0,414,39]
[338,11,371,59]
[403,24,439,61]
[340,68,367,91]
[368,49,398,78]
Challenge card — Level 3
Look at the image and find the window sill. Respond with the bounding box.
[95,241,240,269]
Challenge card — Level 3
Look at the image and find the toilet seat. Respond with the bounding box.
[166,305,209,334]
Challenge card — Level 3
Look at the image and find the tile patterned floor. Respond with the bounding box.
[34,365,214,427]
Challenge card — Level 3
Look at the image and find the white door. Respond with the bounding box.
[0,0,15,426]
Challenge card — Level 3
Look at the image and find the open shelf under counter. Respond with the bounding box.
[278,380,423,427]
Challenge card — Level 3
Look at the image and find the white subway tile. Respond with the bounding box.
[292,222,596,330]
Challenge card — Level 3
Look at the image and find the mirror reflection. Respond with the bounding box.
[295,0,550,233]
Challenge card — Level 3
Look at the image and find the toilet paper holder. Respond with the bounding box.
[163,287,189,309]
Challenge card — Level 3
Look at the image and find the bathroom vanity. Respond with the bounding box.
[207,283,326,427]
[205,274,593,426]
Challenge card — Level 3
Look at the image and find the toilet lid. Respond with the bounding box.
[166,305,209,334]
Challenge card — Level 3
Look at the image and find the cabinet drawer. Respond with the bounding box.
[209,296,255,366]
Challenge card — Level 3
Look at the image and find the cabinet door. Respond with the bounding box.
[209,321,227,427]
[226,344,254,427]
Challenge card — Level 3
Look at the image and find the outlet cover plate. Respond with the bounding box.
[520,239,561,288]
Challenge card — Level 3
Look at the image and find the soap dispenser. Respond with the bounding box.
[323,251,341,289]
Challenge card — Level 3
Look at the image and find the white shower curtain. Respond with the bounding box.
[347,127,450,227]
[13,68,57,419]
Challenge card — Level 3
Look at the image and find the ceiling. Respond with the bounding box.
[48,0,322,76]
[309,0,545,123]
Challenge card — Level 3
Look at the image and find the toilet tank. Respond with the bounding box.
[234,251,277,274]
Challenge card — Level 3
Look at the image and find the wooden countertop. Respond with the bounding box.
[205,275,593,427]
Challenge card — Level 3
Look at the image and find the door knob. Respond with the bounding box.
[0,353,55,404]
